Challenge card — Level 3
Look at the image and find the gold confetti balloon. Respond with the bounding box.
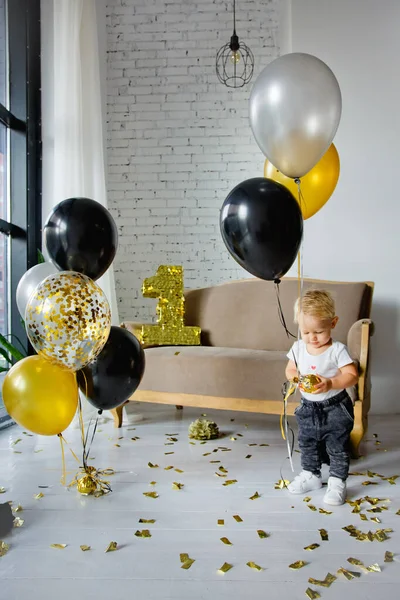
[77,475,97,496]
[299,374,321,393]
[25,272,111,371]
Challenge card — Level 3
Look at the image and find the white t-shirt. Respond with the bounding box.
[287,339,354,401]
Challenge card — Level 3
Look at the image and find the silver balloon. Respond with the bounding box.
[16,262,58,318]
[249,53,342,178]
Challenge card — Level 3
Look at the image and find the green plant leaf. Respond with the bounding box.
[37,249,45,264]
[0,333,25,362]
[0,366,9,372]
[0,347,12,364]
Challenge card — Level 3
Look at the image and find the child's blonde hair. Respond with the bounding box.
[294,289,336,323]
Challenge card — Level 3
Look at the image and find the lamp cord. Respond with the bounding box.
[233,0,236,34]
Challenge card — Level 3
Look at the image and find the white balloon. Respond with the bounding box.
[16,262,58,318]
[249,53,342,178]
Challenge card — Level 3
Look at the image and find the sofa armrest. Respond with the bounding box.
[347,319,374,402]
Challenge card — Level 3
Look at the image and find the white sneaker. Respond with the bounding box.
[287,470,322,494]
[324,476,346,505]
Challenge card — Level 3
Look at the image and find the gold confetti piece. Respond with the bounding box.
[168,437,178,442]
[318,508,332,515]
[360,513,368,521]
[79,545,91,551]
[11,439,22,446]
[230,437,237,441]
[384,476,398,485]
[143,491,159,499]
[248,443,257,447]
[308,573,336,588]
[34,449,43,453]
[337,567,361,580]
[233,515,243,523]
[148,462,159,469]
[304,543,320,551]
[34,493,44,500]
[200,441,207,445]
[13,517,24,528]
[181,558,195,570]
[12,505,23,513]
[362,481,378,486]
[319,529,328,541]
[0,487,5,494]
[189,442,195,445]
[257,530,269,539]
[174,351,180,355]
[220,537,232,545]
[219,466,228,473]
[180,553,189,563]
[139,518,156,524]
[0,541,10,557]
[367,563,381,572]
[215,472,227,478]
[218,519,224,526]
[247,561,263,571]
[166,433,179,436]
[221,449,232,452]
[349,471,368,476]
[174,468,184,473]
[245,455,252,459]
[396,509,400,515]
[50,544,67,549]
[274,479,289,489]
[304,496,312,503]
[135,529,151,538]
[114,444,120,448]
[250,491,261,500]
[22,432,33,436]
[150,481,157,486]
[308,504,317,512]
[203,452,211,456]
[165,452,174,455]
[201,413,207,416]
[289,560,308,570]
[105,542,117,553]
[259,443,269,447]
[13,451,22,454]
[165,443,174,446]
[384,551,394,562]
[210,460,220,464]
[172,482,184,490]
[347,557,364,566]
[222,480,237,486]
[164,466,174,470]
[218,562,233,574]
[305,588,320,599]
[371,517,381,523]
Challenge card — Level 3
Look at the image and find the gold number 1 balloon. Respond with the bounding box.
[141,265,201,346]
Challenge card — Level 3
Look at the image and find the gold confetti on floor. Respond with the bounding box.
[233,515,243,523]
[34,493,44,500]
[222,480,237,486]
[12,505,23,513]
[318,508,332,515]
[247,561,263,571]
[337,567,361,580]
[165,452,174,455]
[217,519,224,526]
[319,529,328,541]
[384,551,394,562]
[0,487,6,493]
[289,560,308,569]
[150,481,157,486]
[275,479,289,489]
[245,455,252,459]
[143,491,159,499]
[0,541,10,557]
[308,505,317,512]
[249,491,260,500]
[172,482,184,490]
[308,573,336,587]
[164,466,174,471]
[105,542,118,553]
[148,462,159,468]
[303,496,312,503]
[180,553,195,570]
[13,517,24,528]
[80,545,91,551]
[367,563,381,572]
[135,529,151,538]
[174,468,184,474]
[305,588,320,599]
[257,530,269,539]
[50,544,67,549]
[304,543,320,551]
[220,537,232,545]
[139,518,156,524]
[218,562,233,574]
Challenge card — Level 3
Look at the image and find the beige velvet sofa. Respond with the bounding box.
[115,278,374,457]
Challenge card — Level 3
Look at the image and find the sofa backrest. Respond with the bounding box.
[184,278,373,351]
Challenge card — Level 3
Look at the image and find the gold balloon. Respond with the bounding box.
[25,271,111,371]
[264,143,340,219]
[299,374,322,393]
[141,265,201,346]
[77,475,97,496]
[3,355,78,435]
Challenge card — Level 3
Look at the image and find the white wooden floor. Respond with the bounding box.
[0,403,399,600]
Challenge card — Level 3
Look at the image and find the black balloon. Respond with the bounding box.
[220,178,303,281]
[44,197,118,281]
[0,502,14,538]
[77,326,145,411]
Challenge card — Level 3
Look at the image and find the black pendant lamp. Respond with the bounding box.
[216,0,255,89]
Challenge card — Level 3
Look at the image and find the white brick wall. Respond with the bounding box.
[106,0,281,321]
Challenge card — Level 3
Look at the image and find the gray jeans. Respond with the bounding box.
[295,390,354,481]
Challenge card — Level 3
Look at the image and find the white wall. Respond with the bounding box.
[290,0,400,413]
[106,0,281,320]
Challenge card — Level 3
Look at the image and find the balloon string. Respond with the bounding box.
[58,434,66,486]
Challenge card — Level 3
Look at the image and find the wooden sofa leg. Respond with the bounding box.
[175,405,183,410]
[111,404,124,428]
[350,401,365,459]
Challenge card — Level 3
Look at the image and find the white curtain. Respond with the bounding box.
[42,0,120,424]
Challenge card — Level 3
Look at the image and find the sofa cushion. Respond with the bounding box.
[138,346,290,401]
[184,278,372,351]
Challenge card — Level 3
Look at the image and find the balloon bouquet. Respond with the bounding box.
[3,197,145,495]
[221,53,342,277]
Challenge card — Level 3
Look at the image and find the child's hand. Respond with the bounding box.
[312,375,332,394]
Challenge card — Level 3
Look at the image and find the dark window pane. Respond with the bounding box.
[0,0,6,108]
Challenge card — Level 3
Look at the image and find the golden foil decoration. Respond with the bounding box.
[148,462,159,469]
[220,537,232,545]
[70,466,113,497]
[247,561,263,571]
[305,588,320,599]
[304,496,312,503]
[0,487,5,494]
[13,517,24,528]
[80,545,91,551]
[275,479,290,489]
[180,553,195,570]
[296,374,321,393]
[318,508,332,515]
[175,468,184,473]
[367,563,381,572]
[384,551,394,562]
[218,519,224,526]
[77,475,97,496]
[12,505,23,513]
[188,419,219,440]
[245,455,252,459]
[319,529,329,541]
[233,515,243,523]
[308,505,317,512]
[289,560,308,569]
[139,519,156,524]
[249,492,261,500]
[143,492,159,499]
[337,567,360,580]
[304,543,320,551]
[218,562,233,574]
[135,530,151,538]
[172,482,184,490]
[0,541,10,557]
[308,573,336,588]
[50,544,67,549]
[222,480,237,486]
[257,530,269,539]
[25,272,111,371]
[164,466,174,471]
[34,493,44,500]
[105,542,118,553]
[141,265,201,346]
